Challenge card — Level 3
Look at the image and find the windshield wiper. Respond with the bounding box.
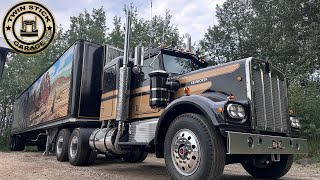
[168,72,180,76]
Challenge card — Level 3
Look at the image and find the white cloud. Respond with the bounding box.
[0,0,226,44]
[139,0,225,42]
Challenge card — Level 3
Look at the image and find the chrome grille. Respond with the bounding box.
[251,61,288,132]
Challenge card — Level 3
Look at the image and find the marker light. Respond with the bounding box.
[184,87,190,96]
[228,95,235,100]
[289,110,294,116]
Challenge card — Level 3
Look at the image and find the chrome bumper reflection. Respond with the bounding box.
[227,131,308,154]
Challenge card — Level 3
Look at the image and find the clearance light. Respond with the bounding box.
[237,76,242,81]
[184,87,190,95]
[228,95,235,100]
[217,107,223,113]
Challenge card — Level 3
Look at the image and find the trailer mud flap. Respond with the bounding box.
[227,131,308,154]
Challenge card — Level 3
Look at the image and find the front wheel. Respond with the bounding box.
[164,113,226,180]
[123,147,148,163]
[242,154,293,179]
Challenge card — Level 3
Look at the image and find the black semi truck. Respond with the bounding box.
[11,11,307,180]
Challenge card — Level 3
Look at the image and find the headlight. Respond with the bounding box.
[227,104,246,119]
[290,117,301,128]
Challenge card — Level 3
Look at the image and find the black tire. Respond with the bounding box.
[68,128,97,166]
[242,154,294,179]
[123,148,148,163]
[87,150,98,165]
[164,113,226,180]
[11,136,25,151]
[56,129,71,162]
[37,140,46,152]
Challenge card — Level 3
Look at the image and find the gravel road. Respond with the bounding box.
[0,152,319,180]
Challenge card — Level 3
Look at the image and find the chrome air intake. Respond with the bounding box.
[149,70,169,108]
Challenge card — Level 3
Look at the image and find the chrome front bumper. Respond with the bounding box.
[227,131,308,154]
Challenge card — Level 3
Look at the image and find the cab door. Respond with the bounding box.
[130,56,163,119]
[100,65,117,120]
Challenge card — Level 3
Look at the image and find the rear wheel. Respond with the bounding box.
[242,154,293,179]
[11,136,25,151]
[68,128,97,166]
[164,113,225,180]
[56,129,71,162]
[123,147,148,163]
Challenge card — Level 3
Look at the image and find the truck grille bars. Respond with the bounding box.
[250,60,289,133]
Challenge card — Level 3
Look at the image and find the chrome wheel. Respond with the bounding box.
[69,136,78,159]
[171,128,200,176]
[56,136,64,155]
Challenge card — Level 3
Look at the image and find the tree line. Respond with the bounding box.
[1,1,319,160]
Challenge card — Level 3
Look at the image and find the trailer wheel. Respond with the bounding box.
[123,147,148,163]
[11,136,25,151]
[241,154,293,179]
[37,140,46,152]
[56,129,71,162]
[164,113,225,180]
[68,128,97,166]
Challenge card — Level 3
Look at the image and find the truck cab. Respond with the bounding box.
[94,45,307,179]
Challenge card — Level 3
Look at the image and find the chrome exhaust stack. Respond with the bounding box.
[89,9,132,155]
[185,33,191,51]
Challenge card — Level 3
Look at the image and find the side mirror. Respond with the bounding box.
[132,46,144,74]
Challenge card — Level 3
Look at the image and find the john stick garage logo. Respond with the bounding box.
[2,1,56,54]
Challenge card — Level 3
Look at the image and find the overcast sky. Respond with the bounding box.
[0,0,225,44]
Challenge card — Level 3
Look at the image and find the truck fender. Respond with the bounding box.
[154,95,225,158]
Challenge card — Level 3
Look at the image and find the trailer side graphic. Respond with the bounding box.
[13,47,73,132]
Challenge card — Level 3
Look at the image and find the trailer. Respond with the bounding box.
[11,10,308,180]
[11,40,104,152]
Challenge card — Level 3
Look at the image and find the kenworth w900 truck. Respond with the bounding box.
[11,10,307,180]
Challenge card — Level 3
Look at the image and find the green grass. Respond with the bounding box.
[307,138,320,162]
[24,146,38,152]
[0,136,10,152]
[294,137,320,163]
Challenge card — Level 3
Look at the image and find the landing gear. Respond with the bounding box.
[242,154,293,179]
[164,113,225,180]
[123,147,148,163]
[68,128,97,166]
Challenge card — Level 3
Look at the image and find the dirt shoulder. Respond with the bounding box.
[0,152,319,180]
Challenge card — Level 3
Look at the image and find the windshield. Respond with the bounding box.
[163,54,200,75]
